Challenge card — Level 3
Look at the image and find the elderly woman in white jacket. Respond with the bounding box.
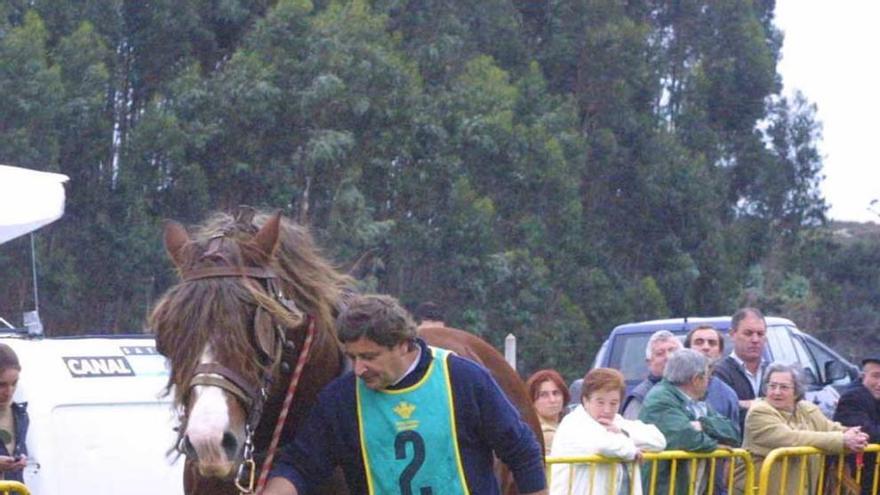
[550,368,666,495]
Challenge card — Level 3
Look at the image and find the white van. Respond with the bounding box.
[2,332,184,494]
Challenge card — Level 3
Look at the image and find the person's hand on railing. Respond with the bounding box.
[843,427,869,452]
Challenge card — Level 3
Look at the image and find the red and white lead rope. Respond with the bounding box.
[255,316,316,493]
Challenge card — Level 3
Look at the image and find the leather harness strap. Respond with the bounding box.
[182,266,278,282]
[189,363,261,410]
[255,316,317,492]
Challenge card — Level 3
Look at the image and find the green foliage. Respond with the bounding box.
[0,11,62,167]
[0,0,852,378]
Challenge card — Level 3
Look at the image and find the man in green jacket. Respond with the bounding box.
[639,348,741,495]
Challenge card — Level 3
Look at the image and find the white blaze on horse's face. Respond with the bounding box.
[185,344,247,478]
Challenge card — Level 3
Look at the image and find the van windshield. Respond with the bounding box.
[609,325,806,386]
[609,332,688,384]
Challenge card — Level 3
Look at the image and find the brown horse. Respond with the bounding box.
[148,208,542,494]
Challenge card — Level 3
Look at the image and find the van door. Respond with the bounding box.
[765,324,827,387]
[798,333,856,388]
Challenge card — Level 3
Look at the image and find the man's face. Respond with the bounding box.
[731,314,767,363]
[690,329,723,359]
[344,336,412,390]
[691,367,710,399]
[0,368,19,407]
[648,338,682,377]
[863,362,880,400]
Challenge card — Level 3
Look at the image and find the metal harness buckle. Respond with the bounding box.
[235,422,257,494]
[234,458,256,494]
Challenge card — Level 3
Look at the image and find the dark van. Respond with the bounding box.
[589,316,858,417]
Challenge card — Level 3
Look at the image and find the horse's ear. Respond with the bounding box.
[253,211,282,257]
[163,220,190,269]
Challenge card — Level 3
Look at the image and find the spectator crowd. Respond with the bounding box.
[536,307,879,495]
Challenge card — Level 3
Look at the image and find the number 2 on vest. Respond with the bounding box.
[395,430,432,495]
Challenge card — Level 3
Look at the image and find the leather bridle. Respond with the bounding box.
[175,264,300,494]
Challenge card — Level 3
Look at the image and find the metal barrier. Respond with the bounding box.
[0,481,29,495]
[757,444,880,495]
[546,448,755,495]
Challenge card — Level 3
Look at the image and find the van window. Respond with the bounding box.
[767,325,809,364]
[609,332,688,383]
[765,325,825,386]
[609,334,651,382]
[800,334,852,387]
[766,325,799,364]
[788,332,819,382]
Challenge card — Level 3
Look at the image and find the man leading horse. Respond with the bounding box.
[263,294,547,495]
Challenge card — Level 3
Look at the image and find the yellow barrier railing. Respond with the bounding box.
[546,448,755,495]
[0,481,29,495]
[758,444,880,495]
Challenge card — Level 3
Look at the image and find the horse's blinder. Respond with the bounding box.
[181,265,294,367]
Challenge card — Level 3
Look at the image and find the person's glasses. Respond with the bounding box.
[767,382,793,392]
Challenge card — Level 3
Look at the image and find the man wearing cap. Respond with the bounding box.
[833,355,880,495]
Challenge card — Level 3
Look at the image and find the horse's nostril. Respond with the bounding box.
[221,432,239,459]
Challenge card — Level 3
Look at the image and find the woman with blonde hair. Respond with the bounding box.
[550,368,665,495]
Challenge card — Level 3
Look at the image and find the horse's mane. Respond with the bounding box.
[148,210,354,406]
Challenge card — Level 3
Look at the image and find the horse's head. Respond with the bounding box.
[149,209,309,482]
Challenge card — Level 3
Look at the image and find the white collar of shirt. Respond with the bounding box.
[391,345,423,387]
[730,352,764,395]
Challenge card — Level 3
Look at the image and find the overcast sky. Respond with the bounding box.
[775,0,880,223]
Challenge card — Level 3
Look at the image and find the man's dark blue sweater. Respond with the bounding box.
[270,338,546,494]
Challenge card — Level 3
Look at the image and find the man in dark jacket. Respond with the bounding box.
[833,356,880,495]
[622,330,681,419]
[264,294,547,495]
[713,307,768,430]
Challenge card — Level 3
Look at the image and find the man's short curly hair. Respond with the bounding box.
[337,294,417,348]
